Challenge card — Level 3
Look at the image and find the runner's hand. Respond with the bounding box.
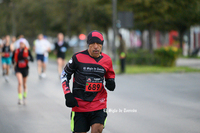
[65,93,79,107]
[105,79,115,91]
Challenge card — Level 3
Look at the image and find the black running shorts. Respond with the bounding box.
[36,54,44,62]
[70,109,107,132]
[15,68,29,78]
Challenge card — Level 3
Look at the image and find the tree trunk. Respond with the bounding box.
[148,23,153,54]
[66,0,71,39]
[178,25,187,55]
[105,28,110,56]
[179,30,184,54]
[11,2,16,36]
[140,30,144,49]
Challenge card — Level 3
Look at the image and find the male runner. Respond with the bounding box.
[61,30,115,133]
[33,34,51,78]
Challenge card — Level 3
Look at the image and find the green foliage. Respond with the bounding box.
[0,0,112,37]
[154,46,181,67]
[126,49,160,65]
[118,0,200,51]
[0,0,199,41]
[126,47,181,67]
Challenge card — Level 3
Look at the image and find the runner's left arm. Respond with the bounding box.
[28,50,34,62]
[105,59,116,91]
[11,50,15,64]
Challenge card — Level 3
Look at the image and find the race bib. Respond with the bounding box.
[85,77,103,92]
[4,52,10,57]
[18,60,27,68]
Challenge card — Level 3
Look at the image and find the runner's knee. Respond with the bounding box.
[91,124,103,133]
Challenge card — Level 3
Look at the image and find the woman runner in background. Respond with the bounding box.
[54,33,69,77]
[12,38,34,105]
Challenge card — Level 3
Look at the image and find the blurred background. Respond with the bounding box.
[0,0,200,64]
[1,1,200,132]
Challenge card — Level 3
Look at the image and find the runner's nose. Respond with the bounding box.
[93,43,98,48]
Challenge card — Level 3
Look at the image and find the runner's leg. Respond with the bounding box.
[6,57,12,75]
[91,123,104,133]
[62,58,66,68]
[23,77,28,98]
[6,64,10,75]
[57,58,63,75]
[16,72,23,104]
[2,64,6,76]
[37,60,42,76]
[90,109,107,133]
[42,62,46,73]
[23,76,28,104]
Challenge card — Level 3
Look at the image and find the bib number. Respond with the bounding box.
[85,77,103,92]
[18,60,27,68]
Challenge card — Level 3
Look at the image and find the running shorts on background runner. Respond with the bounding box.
[1,57,12,65]
[36,54,44,62]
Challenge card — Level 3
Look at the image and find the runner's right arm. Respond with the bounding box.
[61,55,78,107]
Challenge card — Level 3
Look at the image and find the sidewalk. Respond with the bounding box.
[176,58,200,69]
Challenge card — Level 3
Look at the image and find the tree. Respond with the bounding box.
[118,0,200,54]
[166,0,200,51]
[117,0,172,53]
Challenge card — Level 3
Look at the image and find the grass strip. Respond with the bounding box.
[115,65,200,74]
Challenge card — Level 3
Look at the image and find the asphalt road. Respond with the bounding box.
[0,61,200,133]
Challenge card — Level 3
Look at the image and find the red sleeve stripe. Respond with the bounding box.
[62,82,71,94]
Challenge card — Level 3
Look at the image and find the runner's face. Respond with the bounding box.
[88,43,102,58]
[5,36,10,44]
[58,34,64,41]
[38,34,43,40]
[20,42,25,49]
[12,37,16,42]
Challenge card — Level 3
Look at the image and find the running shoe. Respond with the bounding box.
[18,99,23,105]
[41,73,46,78]
[39,74,42,79]
[5,75,9,82]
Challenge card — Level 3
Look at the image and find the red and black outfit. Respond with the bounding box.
[61,50,115,132]
[12,47,34,77]
[63,50,115,112]
[61,30,115,132]
[2,44,11,58]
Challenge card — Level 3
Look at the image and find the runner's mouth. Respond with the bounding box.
[93,50,99,53]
